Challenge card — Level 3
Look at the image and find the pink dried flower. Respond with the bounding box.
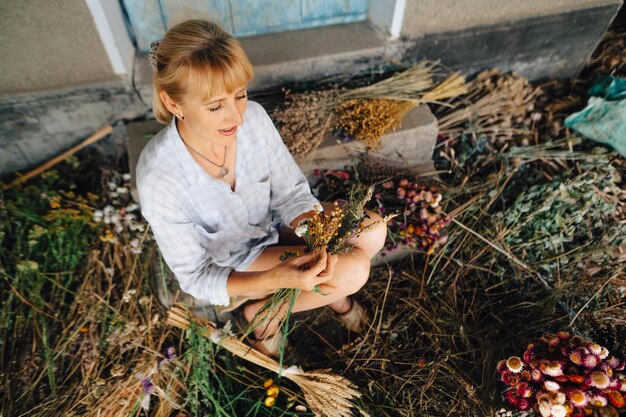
[569,350,584,366]
[607,356,621,369]
[531,368,544,382]
[543,361,564,377]
[590,393,608,407]
[504,389,520,407]
[397,188,406,198]
[506,356,524,373]
[585,371,611,389]
[500,369,513,384]
[524,345,536,364]
[586,343,603,356]
[599,346,609,360]
[382,181,393,189]
[399,179,409,187]
[568,389,588,408]
[583,354,599,369]
[544,380,560,392]
[517,382,533,398]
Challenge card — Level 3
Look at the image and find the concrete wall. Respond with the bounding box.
[401,0,621,37]
[0,0,118,96]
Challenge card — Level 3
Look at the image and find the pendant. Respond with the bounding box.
[219,167,229,178]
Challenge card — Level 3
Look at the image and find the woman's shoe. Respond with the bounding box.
[233,310,286,359]
[336,297,369,334]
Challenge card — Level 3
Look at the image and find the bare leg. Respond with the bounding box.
[242,203,387,338]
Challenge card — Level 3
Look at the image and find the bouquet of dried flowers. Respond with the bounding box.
[247,184,395,348]
[498,331,626,417]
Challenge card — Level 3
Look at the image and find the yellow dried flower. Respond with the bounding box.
[334,98,415,149]
[266,385,280,397]
[264,396,276,407]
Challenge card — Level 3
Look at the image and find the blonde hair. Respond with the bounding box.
[152,20,254,124]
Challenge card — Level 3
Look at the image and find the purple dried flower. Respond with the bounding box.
[518,398,531,411]
[141,377,155,394]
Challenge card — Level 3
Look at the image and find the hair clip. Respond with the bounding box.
[148,40,161,72]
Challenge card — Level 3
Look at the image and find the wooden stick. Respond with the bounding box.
[4,123,114,190]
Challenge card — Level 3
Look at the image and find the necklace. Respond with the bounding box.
[180,138,229,178]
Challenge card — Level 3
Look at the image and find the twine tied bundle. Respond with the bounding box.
[166,305,368,417]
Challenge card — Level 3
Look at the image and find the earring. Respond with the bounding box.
[176,113,184,121]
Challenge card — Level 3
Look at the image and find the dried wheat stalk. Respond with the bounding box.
[166,305,367,417]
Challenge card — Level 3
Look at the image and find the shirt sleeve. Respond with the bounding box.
[257,104,320,226]
[138,173,233,306]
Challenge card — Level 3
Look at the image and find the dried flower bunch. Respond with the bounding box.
[271,88,339,158]
[498,331,626,417]
[377,179,451,254]
[299,184,389,255]
[272,62,468,157]
[332,66,467,149]
[333,99,415,149]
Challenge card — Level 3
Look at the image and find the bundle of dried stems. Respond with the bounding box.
[333,67,467,149]
[271,89,339,158]
[437,69,539,140]
[166,305,368,417]
[334,99,416,149]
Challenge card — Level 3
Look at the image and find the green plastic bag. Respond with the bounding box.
[565,76,626,157]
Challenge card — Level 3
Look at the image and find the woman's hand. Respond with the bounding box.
[271,249,335,291]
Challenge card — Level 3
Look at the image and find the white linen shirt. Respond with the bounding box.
[136,101,319,306]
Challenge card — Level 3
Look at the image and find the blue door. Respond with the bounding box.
[122,0,370,52]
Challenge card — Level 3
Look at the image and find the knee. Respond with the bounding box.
[336,253,370,295]
[362,210,387,254]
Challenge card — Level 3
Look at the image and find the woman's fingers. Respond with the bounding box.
[316,252,337,280]
[290,249,319,267]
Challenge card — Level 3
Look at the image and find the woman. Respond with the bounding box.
[137,19,387,357]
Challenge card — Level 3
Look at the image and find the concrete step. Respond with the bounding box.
[134,21,392,99]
